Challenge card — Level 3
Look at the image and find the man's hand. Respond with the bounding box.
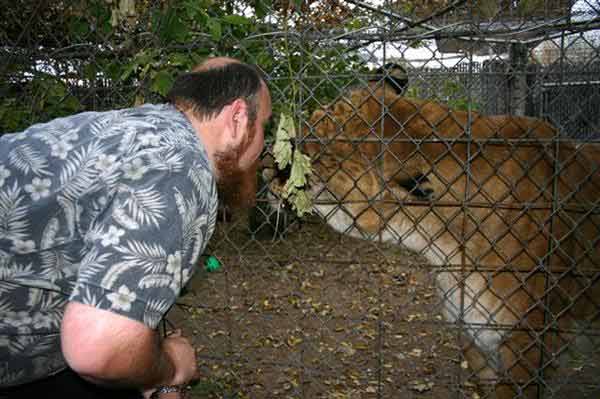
[162,330,198,386]
[142,329,198,399]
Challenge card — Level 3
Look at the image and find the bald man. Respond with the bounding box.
[0,57,272,399]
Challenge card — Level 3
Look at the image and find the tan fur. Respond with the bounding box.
[290,86,600,397]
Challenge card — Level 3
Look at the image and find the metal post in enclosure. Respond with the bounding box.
[1,1,600,398]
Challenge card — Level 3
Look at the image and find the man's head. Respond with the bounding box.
[167,57,272,210]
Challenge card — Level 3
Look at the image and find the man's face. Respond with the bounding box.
[214,85,272,210]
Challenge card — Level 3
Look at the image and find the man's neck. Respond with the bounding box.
[182,109,220,174]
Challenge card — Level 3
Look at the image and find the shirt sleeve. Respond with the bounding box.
[69,147,218,329]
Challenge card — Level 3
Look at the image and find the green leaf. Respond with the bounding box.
[184,0,203,20]
[275,112,295,140]
[190,51,210,66]
[159,9,189,43]
[207,18,222,41]
[282,184,296,200]
[292,190,312,217]
[223,14,251,25]
[257,50,274,70]
[151,71,174,97]
[62,96,82,112]
[254,0,271,18]
[272,111,314,218]
[89,1,112,36]
[83,63,98,81]
[137,50,155,66]
[168,53,191,67]
[43,79,67,102]
[140,63,152,79]
[273,112,296,169]
[120,63,137,81]
[273,140,292,170]
[287,150,312,189]
[69,16,90,38]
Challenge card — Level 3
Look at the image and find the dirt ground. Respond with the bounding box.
[165,213,600,399]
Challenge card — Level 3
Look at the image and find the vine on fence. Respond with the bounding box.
[273,112,313,216]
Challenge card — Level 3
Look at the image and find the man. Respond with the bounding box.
[0,57,272,399]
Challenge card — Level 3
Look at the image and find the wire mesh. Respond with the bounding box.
[1,1,600,398]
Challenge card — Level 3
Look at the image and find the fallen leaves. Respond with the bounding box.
[409,379,435,392]
[287,335,304,347]
[409,348,424,358]
[177,236,465,398]
[338,342,356,357]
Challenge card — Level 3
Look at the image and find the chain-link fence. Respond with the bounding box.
[2,1,600,398]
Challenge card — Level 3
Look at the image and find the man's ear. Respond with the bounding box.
[228,98,249,140]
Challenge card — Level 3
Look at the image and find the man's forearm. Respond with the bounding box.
[61,302,178,391]
[78,333,177,390]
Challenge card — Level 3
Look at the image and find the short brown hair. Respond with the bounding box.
[167,61,264,124]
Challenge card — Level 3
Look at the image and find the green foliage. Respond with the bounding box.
[1,75,82,132]
[2,0,382,220]
[0,0,382,220]
[151,71,175,97]
[1,0,373,132]
[441,80,481,112]
[273,111,313,217]
[273,113,295,170]
[406,78,481,112]
[284,149,312,192]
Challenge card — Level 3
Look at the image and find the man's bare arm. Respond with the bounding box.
[61,302,196,390]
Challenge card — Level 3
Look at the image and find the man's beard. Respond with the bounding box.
[214,125,258,210]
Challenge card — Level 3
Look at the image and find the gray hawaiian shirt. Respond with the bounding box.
[0,104,218,387]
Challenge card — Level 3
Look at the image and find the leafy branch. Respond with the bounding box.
[272,112,313,217]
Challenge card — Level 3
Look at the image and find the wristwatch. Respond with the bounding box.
[150,385,185,398]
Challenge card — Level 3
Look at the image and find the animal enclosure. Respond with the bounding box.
[2,1,600,398]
